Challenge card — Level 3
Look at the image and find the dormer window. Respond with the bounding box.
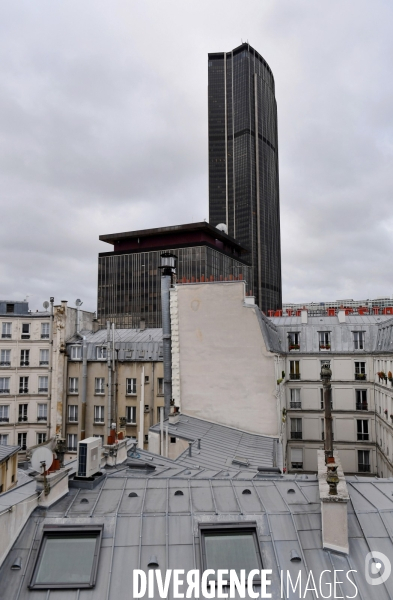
[288,332,300,351]
[96,346,107,360]
[70,345,82,360]
[319,331,331,351]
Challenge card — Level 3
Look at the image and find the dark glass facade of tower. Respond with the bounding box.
[208,43,282,313]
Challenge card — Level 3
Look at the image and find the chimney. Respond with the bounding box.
[317,450,349,554]
[337,306,346,323]
[301,307,307,324]
[139,318,146,331]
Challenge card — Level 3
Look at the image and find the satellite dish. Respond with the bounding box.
[216,223,228,234]
[43,301,49,310]
[75,299,82,307]
[31,447,53,473]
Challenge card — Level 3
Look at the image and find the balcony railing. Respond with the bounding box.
[38,387,48,393]
[0,417,9,422]
[0,389,10,394]
[41,334,50,339]
[69,388,78,394]
[0,362,10,367]
[1,334,11,339]
[37,416,47,421]
[21,334,30,340]
[356,403,368,411]
[291,432,302,439]
[319,344,331,351]
[358,464,370,473]
[67,446,77,452]
[18,416,28,422]
[289,344,300,351]
[20,361,29,367]
[19,388,29,394]
[357,434,369,441]
[290,402,301,409]
[291,462,303,469]
[40,361,49,366]
[289,373,301,380]
[355,373,367,381]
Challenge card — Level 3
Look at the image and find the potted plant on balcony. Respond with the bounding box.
[388,371,393,386]
[384,409,388,417]
[289,344,300,351]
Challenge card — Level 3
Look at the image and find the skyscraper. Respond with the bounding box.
[208,43,282,312]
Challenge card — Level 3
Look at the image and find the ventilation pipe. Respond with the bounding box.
[159,253,177,419]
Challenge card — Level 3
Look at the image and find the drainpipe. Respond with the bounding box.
[80,335,87,440]
[112,323,117,430]
[107,321,112,441]
[48,297,54,438]
[138,366,145,448]
[159,253,177,419]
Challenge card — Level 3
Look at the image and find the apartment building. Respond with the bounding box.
[64,328,163,457]
[271,308,393,476]
[0,300,95,457]
[374,317,393,478]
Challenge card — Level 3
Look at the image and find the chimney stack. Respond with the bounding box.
[318,450,349,554]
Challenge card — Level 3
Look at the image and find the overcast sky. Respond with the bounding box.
[1,1,392,313]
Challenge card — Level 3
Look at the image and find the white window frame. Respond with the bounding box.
[95,378,105,394]
[37,404,47,421]
[67,433,77,451]
[290,447,303,469]
[19,376,29,394]
[41,323,50,339]
[38,376,48,393]
[0,377,10,394]
[1,322,11,338]
[0,405,9,422]
[126,406,136,424]
[126,378,137,395]
[289,388,301,409]
[318,331,331,350]
[20,349,30,366]
[0,434,9,445]
[94,405,105,423]
[353,331,365,350]
[21,323,30,339]
[357,419,369,441]
[37,433,47,445]
[96,346,107,360]
[18,432,27,450]
[0,349,11,366]
[39,349,49,366]
[70,345,82,360]
[290,418,302,439]
[68,377,79,394]
[68,405,78,422]
[157,378,164,395]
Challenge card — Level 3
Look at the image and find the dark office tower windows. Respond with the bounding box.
[208,43,282,313]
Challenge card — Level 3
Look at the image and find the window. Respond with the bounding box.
[290,388,301,409]
[18,432,27,450]
[37,433,47,445]
[40,349,49,365]
[19,376,29,394]
[29,525,103,589]
[289,361,300,380]
[0,349,10,366]
[0,434,9,445]
[290,448,303,469]
[94,406,104,423]
[320,388,333,409]
[39,376,49,393]
[353,331,365,350]
[2,322,11,338]
[70,345,82,360]
[290,418,302,439]
[288,332,300,351]
[144,375,150,384]
[157,378,164,395]
[126,406,136,424]
[69,377,78,394]
[319,331,331,350]
[358,450,370,472]
[38,404,47,421]
[20,349,30,366]
[357,420,369,441]
[170,436,176,443]
[126,378,137,395]
[21,323,30,339]
[67,434,77,451]
[95,378,105,394]
[96,346,107,360]
[6,303,14,313]
[68,405,78,422]
[356,389,368,410]
[0,405,9,422]
[18,404,28,422]
[0,377,10,394]
[355,362,366,380]
[199,523,262,578]
[41,323,50,339]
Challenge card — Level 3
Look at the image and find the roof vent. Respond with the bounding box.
[290,549,301,562]
[232,456,250,467]
[147,555,159,568]
[129,492,138,497]
[242,489,252,495]
[174,490,184,496]
[11,557,22,570]
[184,470,191,475]
[80,498,89,504]
[287,488,296,494]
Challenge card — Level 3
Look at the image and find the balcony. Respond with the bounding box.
[356,403,368,411]
[19,388,29,394]
[0,417,9,422]
[0,389,10,394]
[20,361,29,367]
[1,334,11,339]
[41,334,50,339]
[357,434,369,441]
[288,344,300,352]
[18,416,28,422]
[21,335,30,340]
[290,402,301,409]
[355,373,367,381]
[37,416,47,422]
[38,388,48,393]
[40,361,49,366]
[291,432,302,439]
[289,373,301,380]
[0,362,10,367]
[358,464,370,473]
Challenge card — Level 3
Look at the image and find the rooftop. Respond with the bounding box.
[0,444,20,464]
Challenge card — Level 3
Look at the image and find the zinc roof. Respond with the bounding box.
[67,328,163,361]
[0,444,20,464]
